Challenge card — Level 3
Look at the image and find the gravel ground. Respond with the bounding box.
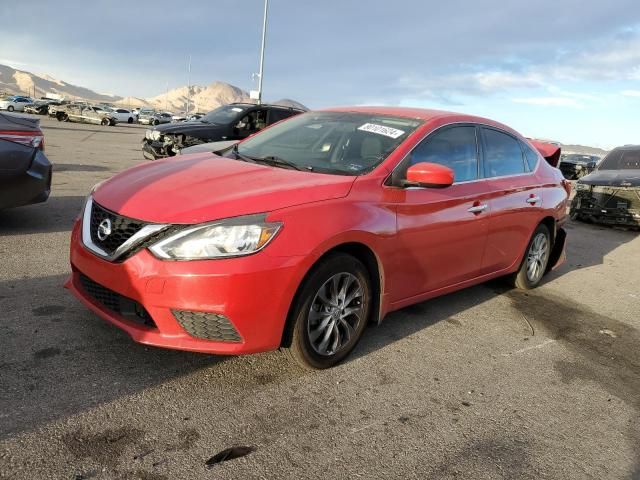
[1,116,639,479]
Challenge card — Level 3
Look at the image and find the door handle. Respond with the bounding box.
[527,196,541,205]
[468,204,488,214]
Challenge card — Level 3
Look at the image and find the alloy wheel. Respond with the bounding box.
[526,232,549,283]
[307,272,365,356]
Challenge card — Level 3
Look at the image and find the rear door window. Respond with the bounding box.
[520,141,540,172]
[482,128,527,177]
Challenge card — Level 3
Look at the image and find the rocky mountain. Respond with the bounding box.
[0,64,307,113]
[0,64,120,103]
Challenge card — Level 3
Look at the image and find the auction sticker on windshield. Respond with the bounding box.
[358,123,405,139]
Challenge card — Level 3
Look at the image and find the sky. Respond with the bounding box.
[1,0,639,148]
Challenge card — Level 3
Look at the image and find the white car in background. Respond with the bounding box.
[0,96,34,112]
[104,107,136,124]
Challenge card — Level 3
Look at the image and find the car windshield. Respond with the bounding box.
[234,111,422,175]
[200,104,249,124]
[598,148,640,170]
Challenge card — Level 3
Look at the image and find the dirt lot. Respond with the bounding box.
[0,116,639,479]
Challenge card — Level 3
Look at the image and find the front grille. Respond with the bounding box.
[79,274,155,328]
[90,201,146,256]
[173,310,241,342]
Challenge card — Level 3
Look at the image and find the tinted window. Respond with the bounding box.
[483,129,526,177]
[407,126,479,182]
[117,109,128,113]
[269,109,295,124]
[520,141,540,172]
[599,148,640,170]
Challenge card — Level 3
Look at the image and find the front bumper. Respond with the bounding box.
[141,141,168,160]
[65,220,305,355]
[571,193,640,227]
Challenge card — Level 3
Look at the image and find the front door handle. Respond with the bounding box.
[468,204,488,214]
[527,196,541,205]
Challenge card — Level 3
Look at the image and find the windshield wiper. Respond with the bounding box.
[252,155,310,171]
[232,145,310,171]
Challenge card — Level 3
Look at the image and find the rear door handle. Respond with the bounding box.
[527,196,541,205]
[468,204,488,214]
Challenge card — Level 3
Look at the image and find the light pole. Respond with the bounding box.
[257,0,269,104]
[186,54,192,115]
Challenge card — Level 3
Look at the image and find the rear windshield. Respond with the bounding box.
[598,148,640,170]
[235,111,422,175]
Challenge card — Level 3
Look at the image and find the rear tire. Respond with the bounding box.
[7,106,14,112]
[283,253,372,369]
[127,117,133,124]
[510,224,551,290]
[101,118,109,126]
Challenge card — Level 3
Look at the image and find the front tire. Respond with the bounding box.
[511,224,551,290]
[101,118,109,126]
[284,253,372,369]
[7,106,14,112]
[128,117,133,124]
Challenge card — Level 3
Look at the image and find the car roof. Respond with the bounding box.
[319,106,518,133]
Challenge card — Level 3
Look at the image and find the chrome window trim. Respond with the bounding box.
[82,197,168,261]
[385,121,540,188]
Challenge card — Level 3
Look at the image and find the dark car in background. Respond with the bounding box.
[559,153,601,179]
[142,103,306,159]
[0,113,52,209]
[571,145,640,228]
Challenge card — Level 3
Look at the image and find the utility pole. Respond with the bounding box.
[257,0,269,104]
[186,54,192,115]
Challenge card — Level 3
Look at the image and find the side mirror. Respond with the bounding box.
[405,162,454,188]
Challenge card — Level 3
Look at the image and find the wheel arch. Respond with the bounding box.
[279,241,384,348]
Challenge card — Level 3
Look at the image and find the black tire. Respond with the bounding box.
[152,119,159,126]
[57,112,68,122]
[127,117,133,124]
[7,106,14,112]
[510,224,552,290]
[101,118,109,126]
[283,253,372,369]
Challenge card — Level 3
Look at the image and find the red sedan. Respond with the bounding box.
[66,107,569,369]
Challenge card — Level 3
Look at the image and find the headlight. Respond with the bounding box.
[576,183,589,191]
[149,215,282,260]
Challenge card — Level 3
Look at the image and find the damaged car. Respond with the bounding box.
[559,153,601,179]
[570,145,640,228]
[67,107,568,368]
[56,104,117,126]
[141,103,305,160]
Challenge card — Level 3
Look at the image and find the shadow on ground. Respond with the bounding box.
[0,195,85,235]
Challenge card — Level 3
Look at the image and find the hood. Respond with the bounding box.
[92,155,356,224]
[153,121,224,138]
[578,169,640,187]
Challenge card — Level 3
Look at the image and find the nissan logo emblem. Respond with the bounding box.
[97,218,112,241]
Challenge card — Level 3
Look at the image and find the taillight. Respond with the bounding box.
[0,130,45,150]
